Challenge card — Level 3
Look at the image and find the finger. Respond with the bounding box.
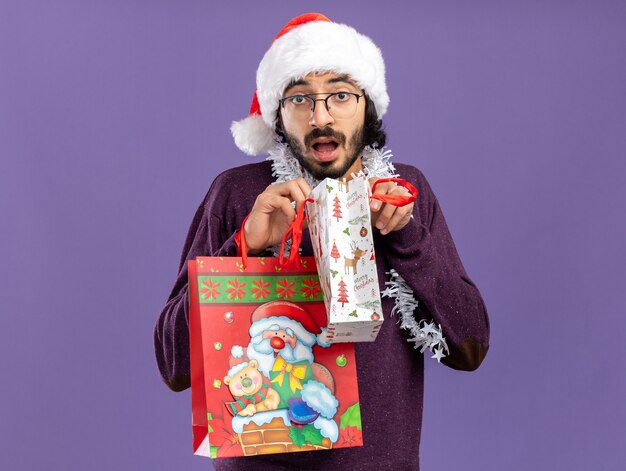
[270,194,296,221]
[371,180,395,195]
[255,192,291,216]
[382,206,410,234]
[292,178,312,212]
[370,198,382,212]
[269,179,310,199]
[370,181,394,212]
[368,177,379,211]
[295,177,312,198]
[270,179,309,212]
[374,202,397,231]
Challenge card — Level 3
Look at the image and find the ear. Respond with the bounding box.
[223,376,231,386]
[249,359,258,370]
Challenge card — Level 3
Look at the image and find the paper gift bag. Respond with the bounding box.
[306,176,417,343]
[189,205,363,459]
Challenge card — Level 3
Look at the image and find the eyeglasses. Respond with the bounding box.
[279,92,364,120]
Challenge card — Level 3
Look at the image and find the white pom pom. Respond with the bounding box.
[231,345,244,358]
[230,115,275,156]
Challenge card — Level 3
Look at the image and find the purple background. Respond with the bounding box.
[1,1,625,470]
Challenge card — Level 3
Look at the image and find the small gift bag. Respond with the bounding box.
[189,202,364,459]
[306,176,417,343]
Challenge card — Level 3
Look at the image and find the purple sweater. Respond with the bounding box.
[154,161,490,470]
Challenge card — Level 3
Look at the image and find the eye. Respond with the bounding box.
[333,92,350,102]
[289,95,308,106]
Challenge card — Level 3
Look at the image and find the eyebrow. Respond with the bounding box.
[283,75,359,95]
[325,75,359,88]
[284,78,309,91]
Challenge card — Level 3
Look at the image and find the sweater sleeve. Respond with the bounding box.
[378,166,490,371]
[153,176,241,392]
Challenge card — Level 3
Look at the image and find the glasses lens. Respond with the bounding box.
[282,96,314,120]
[326,93,358,119]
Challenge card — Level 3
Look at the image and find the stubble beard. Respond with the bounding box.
[283,125,366,181]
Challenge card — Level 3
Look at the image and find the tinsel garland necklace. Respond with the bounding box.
[266,143,449,363]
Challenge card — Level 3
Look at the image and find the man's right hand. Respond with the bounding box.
[243,178,312,253]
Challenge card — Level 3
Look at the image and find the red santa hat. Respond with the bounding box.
[230,12,389,156]
[226,345,249,377]
[249,300,322,347]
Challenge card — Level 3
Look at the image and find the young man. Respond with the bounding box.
[154,13,490,470]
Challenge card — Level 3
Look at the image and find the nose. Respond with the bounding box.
[270,336,285,350]
[242,377,252,388]
[309,99,335,128]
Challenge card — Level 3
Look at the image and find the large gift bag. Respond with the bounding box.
[189,204,363,459]
[306,176,417,343]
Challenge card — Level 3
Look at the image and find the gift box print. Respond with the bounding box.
[307,176,384,343]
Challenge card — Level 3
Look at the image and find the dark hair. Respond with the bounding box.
[275,93,387,148]
[362,94,386,148]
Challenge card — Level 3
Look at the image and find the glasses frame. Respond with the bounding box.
[279,92,364,118]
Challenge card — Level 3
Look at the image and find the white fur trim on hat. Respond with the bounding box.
[230,114,276,157]
[301,380,338,419]
[226,361,249,378]
[257,20,388,130]
[249,315,317,347]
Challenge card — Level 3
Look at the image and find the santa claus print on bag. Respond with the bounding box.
[189,256,363,459]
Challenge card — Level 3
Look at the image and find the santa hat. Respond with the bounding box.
[226,345,248,377]
[231,12,389,156]
[249,300,322,347]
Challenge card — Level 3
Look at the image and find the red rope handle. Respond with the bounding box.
[234,215,250,269]
[370,178,418,206]
[279,198,314,268]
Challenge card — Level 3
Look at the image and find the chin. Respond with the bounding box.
[303,153,359,180]
[311,161,343,178]
[305,163,344,180]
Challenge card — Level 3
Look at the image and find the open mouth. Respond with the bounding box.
[311,138,339,162]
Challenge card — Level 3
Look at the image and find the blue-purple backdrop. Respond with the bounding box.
[1,1,625,470]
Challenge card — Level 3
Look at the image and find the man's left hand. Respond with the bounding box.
[369,178,414,235]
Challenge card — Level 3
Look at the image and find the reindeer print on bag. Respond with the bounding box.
[344,242,366,275]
